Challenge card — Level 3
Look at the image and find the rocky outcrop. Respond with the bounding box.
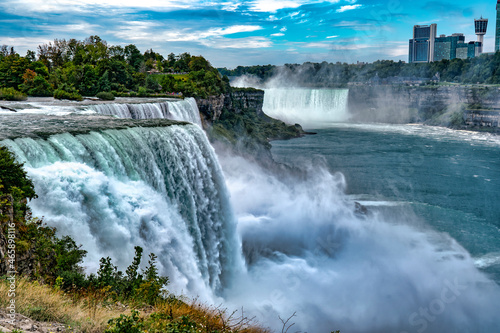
[223,88,265,116]
[196,88,265,123]
[348,85,500,127]
[196,94,225,122]
[0,308,68,333]
[0,115,187,140]
[196,88,305,165]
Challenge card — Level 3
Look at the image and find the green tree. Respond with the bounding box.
[0,146,36,200]
[124,44,144,72]
[78,64,99,96]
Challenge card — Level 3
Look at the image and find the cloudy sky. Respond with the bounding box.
[0,0,496,68]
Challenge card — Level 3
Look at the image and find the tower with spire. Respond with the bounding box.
[475,17,488,54]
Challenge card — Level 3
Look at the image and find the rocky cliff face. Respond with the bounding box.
[196,88,305,164]
[223,88,265,116]
[348,85,500,126]
[195,94,226,122]
[196,88,265,123]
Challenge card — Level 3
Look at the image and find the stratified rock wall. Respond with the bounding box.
[348,85,500,125]
[196,88,265,123]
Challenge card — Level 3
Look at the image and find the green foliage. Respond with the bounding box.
[450,110,465,128]
[106,310,202,333]
[138,253,169,305]
[149,314,199,333]
[53,84,83,101]
[28,76,53,97]
[0,87,27,101]
[105,310,144,333]
[1,37,225,99]
[145,75,161,93]
[137,86,148,97]
[0,147,88,283]
[96,91,115,100]
[218,52,500,86]
[0,146,35,199]
[78,64,99,96]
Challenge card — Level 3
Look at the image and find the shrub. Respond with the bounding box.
[105,310,144,333]
[0,87,27,101]
[54,89,83,101]
[0,146,36,199]
[96,91,116,100]
[137,86,148,97]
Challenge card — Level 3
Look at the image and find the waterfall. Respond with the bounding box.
[1,124,240,298]
[89,98,202,126]
[263,88,349,129]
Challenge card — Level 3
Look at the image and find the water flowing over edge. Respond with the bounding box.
[2,96,500,332]
[89,97,202,126]
[262,88,350,129]
[1,124,241,299]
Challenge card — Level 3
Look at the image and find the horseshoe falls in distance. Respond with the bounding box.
[262,88,349,128]
[1,124,241,300]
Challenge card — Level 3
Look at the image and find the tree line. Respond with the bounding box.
[218,52,500,87]
[0,36,228,101]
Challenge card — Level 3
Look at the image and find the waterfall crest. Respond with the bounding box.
[263,88,349,128]
[1,124,240,297]
[90,97,202,126]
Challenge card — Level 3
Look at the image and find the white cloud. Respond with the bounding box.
[271,33,285,36]
[248,0,303,12]
[326,35,339,39]
[220,2,241,11]
[111,22,267,50]
[0,37,53,53]
[280,27,287,32]
[0,0,190,14]
[336,4,362,13]
[46,22,101,33]
[201,36,272,49]
[248,0,340,13]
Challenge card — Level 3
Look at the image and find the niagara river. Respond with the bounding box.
[2,92,500,332]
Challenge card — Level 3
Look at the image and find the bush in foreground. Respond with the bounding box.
[0,87,27,101]
[53,89,83,101]
[96,91,115,101]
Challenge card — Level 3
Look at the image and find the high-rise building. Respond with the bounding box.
[410,16,488,63]
[475,17,488,54]
[434,33,466,61]
[496,1,500,51]
[409,24,437,63]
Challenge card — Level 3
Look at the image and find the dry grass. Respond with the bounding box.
[0,278,128,333]
[154,298,271,333]
[0,279,271,333]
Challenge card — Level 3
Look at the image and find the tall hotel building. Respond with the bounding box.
[409,17,487,63]
[408,24,437,63]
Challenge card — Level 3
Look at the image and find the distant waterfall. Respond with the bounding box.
[263,88,349,128]
[90,98,202,126]
[1,125,240,297]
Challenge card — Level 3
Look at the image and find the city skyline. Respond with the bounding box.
[0,0,497,68]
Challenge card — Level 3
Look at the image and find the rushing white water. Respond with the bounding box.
[1,125,240,299]
[262,88,349,129]
[3,95,500,332]
[218,151,500,333]
[90,97,202,126]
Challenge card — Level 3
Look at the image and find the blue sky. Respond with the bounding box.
[0,0,496,68]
